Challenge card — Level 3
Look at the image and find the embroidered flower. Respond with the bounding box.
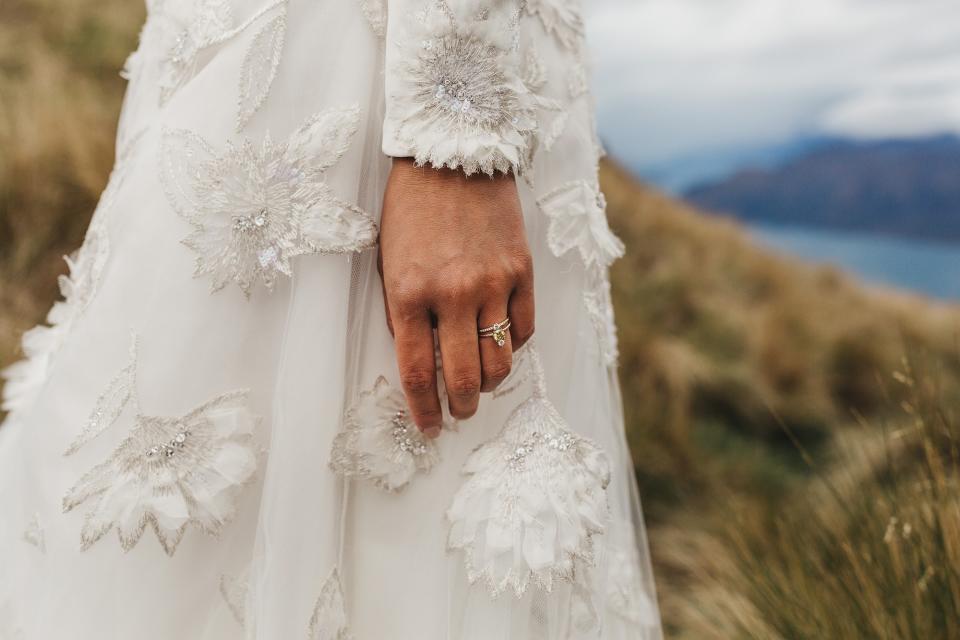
[386,1,537,176]
[525,0,585,51]
[447,345,611,597]
[330,376,442,492]
[606,530,660,627]
[160,106,378,296]
[536,180,624,271]
[62,385,259,556]
[308,567,353,640]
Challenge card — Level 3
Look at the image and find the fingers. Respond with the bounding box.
[437,312,482,421]
[508,256,535,350]
[478,305,513,392]
[394,310,443,437]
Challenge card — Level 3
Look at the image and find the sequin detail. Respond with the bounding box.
[160,106,378,296]
[330,376,442,492]
[447,344,611,597]
[62,344,259,556]
[307,567,353,640]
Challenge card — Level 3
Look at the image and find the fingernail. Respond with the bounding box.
[424,426,441,439]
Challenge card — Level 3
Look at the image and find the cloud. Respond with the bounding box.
[584,0,960,171]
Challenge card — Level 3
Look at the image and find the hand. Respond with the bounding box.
[378,158,535,437]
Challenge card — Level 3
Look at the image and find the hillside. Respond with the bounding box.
[3,0,960,636]
[685,136,960,242]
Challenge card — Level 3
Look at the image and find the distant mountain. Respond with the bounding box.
[684,136,960,242]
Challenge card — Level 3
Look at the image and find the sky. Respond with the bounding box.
[584,0,960,189]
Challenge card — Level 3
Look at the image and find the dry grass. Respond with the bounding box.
[3,1,960,636]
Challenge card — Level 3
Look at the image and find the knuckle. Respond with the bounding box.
[483,360,512,382]
[438,277,478,304]
[447,371,481,398]
[512,254,534,281]
[399,367,435,395]
[411,408,443,429]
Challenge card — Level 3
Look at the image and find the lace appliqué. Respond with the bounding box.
[359,0,387,38]
[537,180,623,365]
[389,0,537,176]
[308,567,354,640]
[447,343,611,597]
[160,106,377,297]
[525,0,585,51]
[606,536,660,627]
[583,268,620,367]
[1,146,136,416]
[22,513,46,554]
[520,44,568,153]
[149,0,235,105]
[62,341,260,556]
[330,376,443,492]
[236,3,289,131]
[537,180,624,271]
[568,61,589,100]
[220,570,249,628]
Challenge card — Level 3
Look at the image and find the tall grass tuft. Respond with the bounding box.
[724,348,960,639]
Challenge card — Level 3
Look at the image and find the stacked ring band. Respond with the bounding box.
[479,318,511,347]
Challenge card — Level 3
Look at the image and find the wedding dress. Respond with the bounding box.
[0,0,662,637]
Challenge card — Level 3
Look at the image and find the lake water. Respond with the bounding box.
[749,224,960,301]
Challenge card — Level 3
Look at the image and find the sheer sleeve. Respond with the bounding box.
[381,0,537,176]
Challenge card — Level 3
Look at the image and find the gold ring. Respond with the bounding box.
[479,318,511,348]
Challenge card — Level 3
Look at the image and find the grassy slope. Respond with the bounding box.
[2,1,959,636]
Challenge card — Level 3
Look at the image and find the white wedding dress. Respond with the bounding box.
[0,0,662,638]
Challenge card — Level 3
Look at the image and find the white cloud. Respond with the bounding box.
[584,0,960,173]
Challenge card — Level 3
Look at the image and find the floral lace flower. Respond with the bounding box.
[62,388,259,556]
[583,268,620,367]
[160,106,378,296]
[330,376,442,492]
[385,1,537,176]
[536,179,625,271]
[447,345,611,597]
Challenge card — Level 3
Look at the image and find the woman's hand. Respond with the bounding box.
[378,158,535,437]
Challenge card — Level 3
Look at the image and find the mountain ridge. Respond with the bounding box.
[683,135,960,242]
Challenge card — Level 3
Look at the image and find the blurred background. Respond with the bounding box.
[2,0,959,637]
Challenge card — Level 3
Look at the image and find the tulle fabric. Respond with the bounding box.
[0,0,662,638]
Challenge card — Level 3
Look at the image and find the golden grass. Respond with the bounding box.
[2,1,960,636]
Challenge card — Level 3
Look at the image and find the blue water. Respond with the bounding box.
[749,224,960,301]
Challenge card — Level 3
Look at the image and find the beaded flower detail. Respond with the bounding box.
[389,0,537,176]
[160,106,378,296]
[62,342,259,556]
[447,345,611,597]
[330,376,442,492]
